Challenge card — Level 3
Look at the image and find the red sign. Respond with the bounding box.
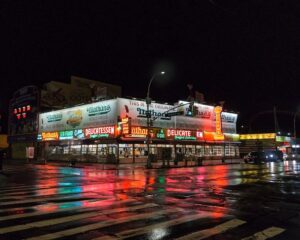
[84,126,115,138]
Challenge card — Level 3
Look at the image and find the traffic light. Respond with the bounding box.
[187,102,198,116]
[187,102,194,116]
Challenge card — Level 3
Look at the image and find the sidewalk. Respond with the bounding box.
[4,158,242,170]
[33,159,242,170]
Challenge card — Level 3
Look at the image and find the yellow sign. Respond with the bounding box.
[214,106,224,141]
[239,133,276,140]
[42,132,59,141]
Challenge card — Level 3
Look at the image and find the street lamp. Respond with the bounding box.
[146,71,165,168]
[294,112,299,139]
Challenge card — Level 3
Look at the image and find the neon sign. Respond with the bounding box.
[84,126,115,139]
[131,127,148,136]
[42,132,59,141]
[59,130,74,140]
[240,133,276,140]
[214,106,224,140]
[121,117,131,135]
[166,129,196,141]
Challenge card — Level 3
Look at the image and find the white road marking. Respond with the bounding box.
[0,198,136,221]
[175,218,246,240]
[242,226,285,240]
[0,203,158,234]
[116,211,216,239]
[24,208,179,240]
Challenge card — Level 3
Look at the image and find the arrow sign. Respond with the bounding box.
[165,111,184,117]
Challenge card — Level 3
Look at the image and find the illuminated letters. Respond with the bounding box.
[214,106,224,140]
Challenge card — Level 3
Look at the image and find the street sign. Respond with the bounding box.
[165,111,184,117]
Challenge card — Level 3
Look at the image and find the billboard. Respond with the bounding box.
[117,98,174,128]
[176,101,237,133]
[39,99,117,133]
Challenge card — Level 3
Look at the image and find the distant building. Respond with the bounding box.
[239,133,293,157]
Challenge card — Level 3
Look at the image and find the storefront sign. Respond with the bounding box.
[74,129,85,139]
[86,105,111,116]
[39,99,117,132]
[42,132,59,141]
[196,131,204,140]
[156,129,165,139]
[240,133,276,140]
[118,98,174,129]
[59,130,74,140]
[131,127,148,137]
[121,117,131,135]
[214,106,224,140]
[166,129,196,141]
[84,126,115,139]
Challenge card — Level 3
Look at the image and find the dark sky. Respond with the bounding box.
[2,0,300,133]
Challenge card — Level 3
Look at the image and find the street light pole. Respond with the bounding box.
[146,71,165,169]
[294,112,298,139]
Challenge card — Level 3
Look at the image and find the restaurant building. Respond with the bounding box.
[37,97,240,163]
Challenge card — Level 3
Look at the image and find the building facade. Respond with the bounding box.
[8,77,122,160]
[37,97,240,163]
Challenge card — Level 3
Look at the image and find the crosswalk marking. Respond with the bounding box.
[116,212,216,239]
[0,198,136,221]
[24,208,180,240]
[242,227,285,240]
[91,236,118,240]
[0,203,158,234]
[0,193,101,206]
[175,218,246,240]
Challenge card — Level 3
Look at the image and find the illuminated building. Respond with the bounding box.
[36,98,240,163]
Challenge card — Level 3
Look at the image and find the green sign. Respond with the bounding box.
[156,129,165,139]
[174,136,196,141]
[87,105,111,116]
[90,133,109,139]
[59,130,74,140]
[47,114,63,122]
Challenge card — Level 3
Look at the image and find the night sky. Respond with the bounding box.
[2,1,300,134]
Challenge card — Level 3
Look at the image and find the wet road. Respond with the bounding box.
[1,161,300,240]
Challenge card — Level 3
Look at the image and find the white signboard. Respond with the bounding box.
[117,98,174,128]
[39,99,117,133]
[176,101,237,133]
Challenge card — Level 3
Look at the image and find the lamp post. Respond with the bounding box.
[146,71,165,168]
[294,112,298,139]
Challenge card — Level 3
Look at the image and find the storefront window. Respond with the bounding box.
[196,145,204,156]
[70,145,81,155]
[97,144,107,156]
[119,144,133,158]
[82,145,88,154]
[213,146,223,156]
[204,145,212,156]
[88,144,97,155]
[134,144,147,157]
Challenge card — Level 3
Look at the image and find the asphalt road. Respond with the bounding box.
[0,160,300,240]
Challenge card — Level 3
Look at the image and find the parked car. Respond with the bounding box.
[244,151,266,164]
[244,150,283,164]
